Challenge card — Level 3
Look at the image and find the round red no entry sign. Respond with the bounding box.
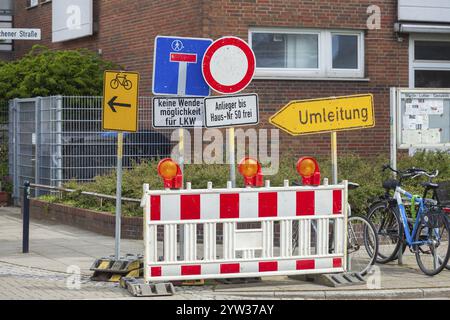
[202,36,256,94]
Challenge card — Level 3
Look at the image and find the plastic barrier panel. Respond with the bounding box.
[141,182,348,282]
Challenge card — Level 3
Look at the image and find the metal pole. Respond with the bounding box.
[179,128,184,188]
[390,87,397,175]
[331,131,338,184]
[22,181,30,253]
[229,127,236,187]
[115,132,123,259]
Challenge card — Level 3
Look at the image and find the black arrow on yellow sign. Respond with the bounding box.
[108,96,131,112]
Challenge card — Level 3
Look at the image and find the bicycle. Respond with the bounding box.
[367,165,450,276]
[368,166,446,263]
[110,73,133,90]
[422,180,450,269]
[292,181,378,276]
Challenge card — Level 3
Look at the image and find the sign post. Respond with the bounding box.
[102,70,139,259]
[115,132,123,259]
[270,94,375,184]
[202,37,256,186]
[331,132,338,184]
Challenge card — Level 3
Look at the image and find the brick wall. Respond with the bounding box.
[12,0,409,157]
[30,199,143,239]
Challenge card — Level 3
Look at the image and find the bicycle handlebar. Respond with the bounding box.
[382,164,438,180]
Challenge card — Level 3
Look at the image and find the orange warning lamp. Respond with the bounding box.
[238,157,263,187]
[157,158,182,189]
[296,157,321,186]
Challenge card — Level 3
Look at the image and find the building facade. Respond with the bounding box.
[6,0,450,157]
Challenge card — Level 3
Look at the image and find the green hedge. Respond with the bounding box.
[39,151,450,217]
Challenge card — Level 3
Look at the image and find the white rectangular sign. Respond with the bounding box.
[52,0,93,43]
[204,94,259,128]
[0,28,41,40]
[152,97,204,128]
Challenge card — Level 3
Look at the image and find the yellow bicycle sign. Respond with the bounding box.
[102,70,140,132]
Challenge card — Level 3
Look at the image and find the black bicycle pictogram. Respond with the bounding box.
[110,73,133,90]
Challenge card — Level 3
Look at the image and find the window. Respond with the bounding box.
[249,28,365,79]
[0,17,12,52]
[410,36,450,88]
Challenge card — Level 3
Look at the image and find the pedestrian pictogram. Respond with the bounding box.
[102,70,139,132]
[202,36,256,94]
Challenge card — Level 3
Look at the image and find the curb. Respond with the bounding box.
[212,287,450,300]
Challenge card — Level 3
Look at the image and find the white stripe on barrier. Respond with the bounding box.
[239,192,258,218]
[277,191,296,217]
[315,189,333,215]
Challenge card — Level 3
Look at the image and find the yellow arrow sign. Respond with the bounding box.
[269,94,375,136]
[102,70,140,132]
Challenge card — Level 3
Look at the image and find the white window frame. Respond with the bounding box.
[249,28,365,80]
[409,34,450,88]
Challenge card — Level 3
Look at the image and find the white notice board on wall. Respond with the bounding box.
[398,90,450,149]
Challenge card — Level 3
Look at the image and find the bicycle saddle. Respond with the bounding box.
[348,182,360,190]
[421,182,439,189]
[382,179,400,190]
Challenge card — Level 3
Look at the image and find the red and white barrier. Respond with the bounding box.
[142,181,348,282]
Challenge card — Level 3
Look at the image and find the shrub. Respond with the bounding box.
[39,151,450,217]
[0,45,119,108]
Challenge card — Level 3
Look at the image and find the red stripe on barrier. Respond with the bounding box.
[259,261,278,272]
[258,192,278,217]
[180,194,200,220]
[150,266,162,277]
[220,263,240,274]
[296,191,315,215]
[181,265,201,275]
[220,193,240,219]
[333,258,342,268]
[296,259,315,270]
[333,190,342,214]
[150,196,161,221]
[443,207,450,213]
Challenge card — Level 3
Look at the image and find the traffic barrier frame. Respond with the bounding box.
[141,180,348,282]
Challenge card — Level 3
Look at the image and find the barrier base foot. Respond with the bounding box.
[90,254,143,282]
[289,273,366,287]
[120,277,175,297]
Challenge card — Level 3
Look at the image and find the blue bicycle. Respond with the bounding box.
[368,165,450,276]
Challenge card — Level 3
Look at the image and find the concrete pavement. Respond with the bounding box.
[2,206,450,300]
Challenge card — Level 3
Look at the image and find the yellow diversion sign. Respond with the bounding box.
[102,70,140,132]
[269,94,375,135]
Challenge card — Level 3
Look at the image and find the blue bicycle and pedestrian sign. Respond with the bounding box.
[153,36,212,97]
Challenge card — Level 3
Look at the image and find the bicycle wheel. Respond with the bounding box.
[110,78,119,89]
[124,79,133,90]
[347,215,379,276]
[367,201,403,264]
[415,211,450,276]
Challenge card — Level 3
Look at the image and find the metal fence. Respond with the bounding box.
[9,96,174,202]
[0,102,8,192]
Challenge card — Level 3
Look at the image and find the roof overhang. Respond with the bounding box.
[395,22,450,34]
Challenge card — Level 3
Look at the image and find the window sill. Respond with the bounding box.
[26,5,38,10]
[253,75,370,82]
